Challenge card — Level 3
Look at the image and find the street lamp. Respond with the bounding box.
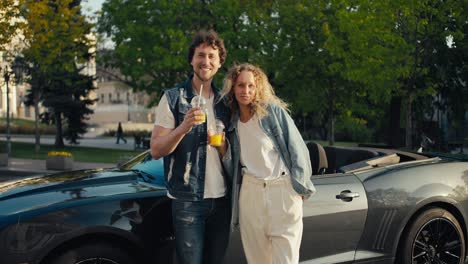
[3,60,23,156]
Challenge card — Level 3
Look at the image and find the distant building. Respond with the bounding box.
[89,66,155,125]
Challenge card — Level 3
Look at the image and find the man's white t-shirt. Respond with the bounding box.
[237,115,289,180]
[154,94,226,199]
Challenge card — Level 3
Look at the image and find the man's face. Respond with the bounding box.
[191,43,222,83]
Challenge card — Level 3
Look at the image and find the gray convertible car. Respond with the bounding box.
[0,143,467,264]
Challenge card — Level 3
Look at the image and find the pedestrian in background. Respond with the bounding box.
[150,29,231,264]
[115,122,127,144]
[221,63,315,264]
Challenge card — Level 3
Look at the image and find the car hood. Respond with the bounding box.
[0,168,166,217]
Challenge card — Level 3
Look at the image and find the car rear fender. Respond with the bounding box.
[393,198,468,259]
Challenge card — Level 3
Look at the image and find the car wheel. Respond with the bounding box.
[49,242,135,264]
[400,208,465,264]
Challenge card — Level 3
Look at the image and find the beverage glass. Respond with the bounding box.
[209,120,225,147]
[191,95,206,124]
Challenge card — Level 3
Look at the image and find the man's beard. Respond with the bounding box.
[193,69,214,82]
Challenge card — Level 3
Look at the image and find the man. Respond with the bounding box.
[150,29,231,264]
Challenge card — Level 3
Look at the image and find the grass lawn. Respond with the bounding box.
[0,117,50,128]
[5,141,142,163]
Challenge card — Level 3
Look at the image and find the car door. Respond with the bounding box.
[300,173,368,263]
[224,173,368,264]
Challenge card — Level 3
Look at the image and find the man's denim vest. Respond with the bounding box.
[163,76,230,201]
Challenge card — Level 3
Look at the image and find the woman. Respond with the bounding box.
[221,63,315,264]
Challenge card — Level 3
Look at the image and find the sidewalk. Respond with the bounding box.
[5,134,136,151]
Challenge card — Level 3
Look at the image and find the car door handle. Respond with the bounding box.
[336,190,360,202]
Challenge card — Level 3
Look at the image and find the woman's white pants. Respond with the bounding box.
[239,174,303,264]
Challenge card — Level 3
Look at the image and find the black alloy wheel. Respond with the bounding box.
[75,258,119,264]
[49,242,135,264]
[401,208,465,264]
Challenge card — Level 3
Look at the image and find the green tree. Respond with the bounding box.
[0,0,24,48]
[259,1,360,144]
[425,1,467,146]
[327,0,466,148]
[97,0,466,147]
[98,0,256,102]
[21,0,95,148]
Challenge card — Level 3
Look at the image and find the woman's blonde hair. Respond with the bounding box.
[220,63,288,118]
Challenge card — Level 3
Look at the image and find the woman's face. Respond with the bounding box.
[233,70,256,108]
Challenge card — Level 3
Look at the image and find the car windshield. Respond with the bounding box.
[119,150,165,185]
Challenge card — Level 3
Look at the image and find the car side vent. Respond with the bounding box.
[372,209,397,250]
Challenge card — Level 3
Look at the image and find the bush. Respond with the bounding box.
[335,115,373,143]
[0,141,7,153]
[103,129,151,138]
[0,124,56,135]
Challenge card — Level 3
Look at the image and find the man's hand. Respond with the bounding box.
[180,107,205,134]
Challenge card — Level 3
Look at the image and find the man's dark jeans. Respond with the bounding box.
[172,196,230,264]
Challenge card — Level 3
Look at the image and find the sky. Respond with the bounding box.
[81,0,114,48]
[81,0,105,17]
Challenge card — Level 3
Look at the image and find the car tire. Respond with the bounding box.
[400,208,465,264]
[49,242,136,264]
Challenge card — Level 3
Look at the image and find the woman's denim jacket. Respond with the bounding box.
[163,76,230,201]
[223,104,315,229]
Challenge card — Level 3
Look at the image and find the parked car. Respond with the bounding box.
[1,144,467,264]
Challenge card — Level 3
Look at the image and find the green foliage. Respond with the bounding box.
[0,141,6,153]
[0,118,55,134]
[98,0,467,145]
[327,0,466,146]
[0,0,25,48]
[20,0,96,148]
[335,112,373,143]
[103,129,151,138]
[3,140,140,163]
[0,124,55,134]
[98,0,267,103]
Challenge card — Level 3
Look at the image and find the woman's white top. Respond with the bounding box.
[237,114,289,180]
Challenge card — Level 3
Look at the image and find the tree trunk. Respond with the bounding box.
[388,96,402,148]
[405,93,413,149]
[34,101,40,153]
[328,106,335,146]
[327,86,336,146]
[54,111,65,148]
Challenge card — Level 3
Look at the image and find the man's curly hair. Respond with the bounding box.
[188,29,227,65]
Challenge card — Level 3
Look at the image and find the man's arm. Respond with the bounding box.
[150,107,203,159]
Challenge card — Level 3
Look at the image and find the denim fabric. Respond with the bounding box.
[172,197,231,264]
[163,75,231,201]
[223,104,315,229]
[259,105,315,197]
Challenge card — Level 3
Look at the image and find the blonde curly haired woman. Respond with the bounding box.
[221,63,315,264]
